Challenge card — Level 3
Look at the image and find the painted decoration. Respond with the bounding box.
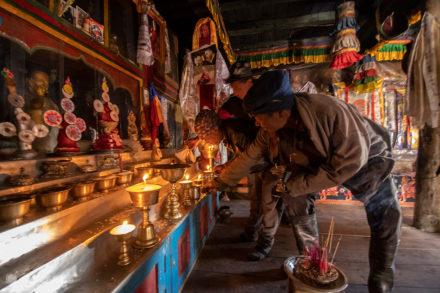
[65,124,81,141]
[44,110,63,127]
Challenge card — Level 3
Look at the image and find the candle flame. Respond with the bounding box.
[143,174,149,184]
[185,174,189,180]
[197,174,202,180]
[123,220,128,225]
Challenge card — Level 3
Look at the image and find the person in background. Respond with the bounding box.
[214,70,401,292]
[194,64,264,242]
[196,62,288,261]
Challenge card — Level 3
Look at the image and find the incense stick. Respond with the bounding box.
[328,219,335,255]
[331,235,342,264]
[325,217,334,249]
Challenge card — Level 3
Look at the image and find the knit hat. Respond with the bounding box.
[243,70,295,115]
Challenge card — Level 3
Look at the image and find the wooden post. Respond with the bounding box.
[414,126,440,232]
[103,0,110,47]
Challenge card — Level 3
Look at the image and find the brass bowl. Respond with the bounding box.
[154,163,190,183]
[37,186,71,212]
[72,181,96,201]
[117,171,133,186]
[0,195,32,225]
[136,166,155,179]
[126,183,162,208]
[95,176,117,193]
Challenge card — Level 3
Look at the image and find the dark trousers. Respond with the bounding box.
[364,177,402,293]
[257,171,318,254]
[243,173,263,239]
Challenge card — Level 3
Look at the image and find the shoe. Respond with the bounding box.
[247,248,268,261]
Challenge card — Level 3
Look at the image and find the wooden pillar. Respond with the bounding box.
[103,0,110,47]
[414,126,440,232]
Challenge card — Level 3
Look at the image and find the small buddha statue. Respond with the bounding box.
[26,71,59,154]
[126,111,144,159]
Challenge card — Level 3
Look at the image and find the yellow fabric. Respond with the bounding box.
[409,11,422,25]
[247,54,330,69]
[206,0,236,63]
[336,29,357,37]
[375,51,406,61]
[367,40,410,60]
[352,79,383,94]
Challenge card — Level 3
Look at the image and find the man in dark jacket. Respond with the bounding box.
[215,70,401,293]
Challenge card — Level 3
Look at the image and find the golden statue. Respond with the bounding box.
[126,111,144,159]
[26,71,60,153]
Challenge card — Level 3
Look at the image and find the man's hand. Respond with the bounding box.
[270,164,286,179]
[203,178,231,193]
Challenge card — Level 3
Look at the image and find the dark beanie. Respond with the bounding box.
[243,70,294,115]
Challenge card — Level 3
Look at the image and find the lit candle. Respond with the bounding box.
[127,183,162,193]
[143,174,149,184]
[110,220,135,236]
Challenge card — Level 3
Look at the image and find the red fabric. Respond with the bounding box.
[150,96,162,142]
[178,227,190,276]
[197,71,215,110]
[199,84,215,110]
[330,51,364,70]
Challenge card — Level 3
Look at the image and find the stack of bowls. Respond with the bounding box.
[72,181,96,202]
[37,185,71,212]
[117,171,133,187]
[95,175,117,193]
[0,195,33,225]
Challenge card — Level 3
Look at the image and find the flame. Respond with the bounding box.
[207,165,212,171]
[123,220,128,225]
[197,174,202,180]
[143,174,149,184]
[185,174,189,180]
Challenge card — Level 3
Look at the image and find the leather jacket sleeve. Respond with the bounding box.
[218,129,269,186]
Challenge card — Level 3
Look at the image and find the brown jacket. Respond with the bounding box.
[218,93,394,200]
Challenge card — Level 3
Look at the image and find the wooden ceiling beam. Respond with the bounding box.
[220,0,328,12]
[228,11,335,37]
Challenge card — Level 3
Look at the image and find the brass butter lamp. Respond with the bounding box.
[179,174,193,208]
[154,163,189,221]
[110,221,135,266]
[126,175,161,248]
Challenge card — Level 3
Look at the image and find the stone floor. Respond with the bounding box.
[183,199,440,293]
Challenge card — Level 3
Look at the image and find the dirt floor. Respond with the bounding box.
[183,199,440,293]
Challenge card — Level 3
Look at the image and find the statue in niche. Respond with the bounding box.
[26,71,59,154]
[126,110,144,160]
